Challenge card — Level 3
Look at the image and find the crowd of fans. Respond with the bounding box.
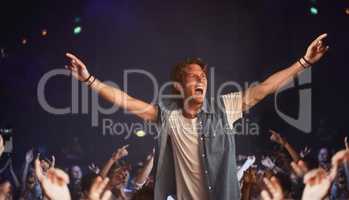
[0,131,348,200]
[0,136,154,200]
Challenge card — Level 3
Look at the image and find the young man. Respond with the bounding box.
[65,34,329,200]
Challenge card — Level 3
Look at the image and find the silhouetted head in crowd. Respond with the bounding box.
[0,180,12,199]
[318,147,330,167]
[70,165,83,182]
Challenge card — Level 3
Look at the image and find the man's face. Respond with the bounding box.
[318,148,329,163]
[180,64,207,106]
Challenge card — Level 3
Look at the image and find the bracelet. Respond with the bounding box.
[298,60,307,69]
[88,76,96,87]
[302,57,312,68]
[83,74,92,82]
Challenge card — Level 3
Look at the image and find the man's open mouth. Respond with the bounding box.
[194,87,204,95]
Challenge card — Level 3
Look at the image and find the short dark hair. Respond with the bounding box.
[170,57,207,95]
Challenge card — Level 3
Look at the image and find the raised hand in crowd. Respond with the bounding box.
[0,135,4,158]
[270,129,300,162]
[301,168,332,200]
[25,149,34,163]
[270,130,286,146]
[88,176,112,200]
[291,160,309,178]
[111,145,129,162]
[302,149,349,200]
[35,156,71,200]
[88,163,100,174]
[133,148,155,190]
[241,169,257,200]
[260,176,284,200]
[100,145,129,178]
[300,146,311,158]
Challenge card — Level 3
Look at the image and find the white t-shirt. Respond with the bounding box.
[167,92,242,200]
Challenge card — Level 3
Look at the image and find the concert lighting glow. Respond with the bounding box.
[135,130,146,137]
[74,26,82,35]
[310,7,318,15]
[21,38,27,45]
[41,29,48,36]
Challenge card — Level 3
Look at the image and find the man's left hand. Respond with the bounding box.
[304,33,329,64]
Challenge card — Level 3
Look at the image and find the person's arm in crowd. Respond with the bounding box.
[301,149,349,200]
[291,160,309,178]
[241,34,329,111]
[241,169,257,200]
[21,149,34,191]
[270,130,300,162]
[34,155,71,200]
[9,159,20,188]
[133,149,155,189]
[0,135,4,158]
[100,145,128,178]
[88,176,112,200]
[260,176,284,200]
[65,53,158,122]
[344,137,349,191]
[261,156,284,174]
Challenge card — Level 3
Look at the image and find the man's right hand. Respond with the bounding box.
[65,53,91,81]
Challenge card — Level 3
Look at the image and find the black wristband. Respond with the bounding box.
[83,74,92,82]
[88,76,96,87]
[302,57,312,67]
[298,60,306,69]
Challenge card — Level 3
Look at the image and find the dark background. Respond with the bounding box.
[0,0,348,171]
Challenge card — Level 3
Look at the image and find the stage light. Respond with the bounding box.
[41,29,48,36]
[310,7,318,15]
[345,8,349,15]
[74,26,82,35]
[21,38,27,45]
[135,130,146,137]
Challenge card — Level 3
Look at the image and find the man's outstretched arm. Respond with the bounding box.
[65,53,158,122]
[242,33,329,111]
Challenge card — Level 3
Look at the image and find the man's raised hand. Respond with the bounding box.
[304,33,329,64]
[65,53,91,81]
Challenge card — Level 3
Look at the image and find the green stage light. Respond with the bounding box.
[74,26,82,35]
[310,7,318,15]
